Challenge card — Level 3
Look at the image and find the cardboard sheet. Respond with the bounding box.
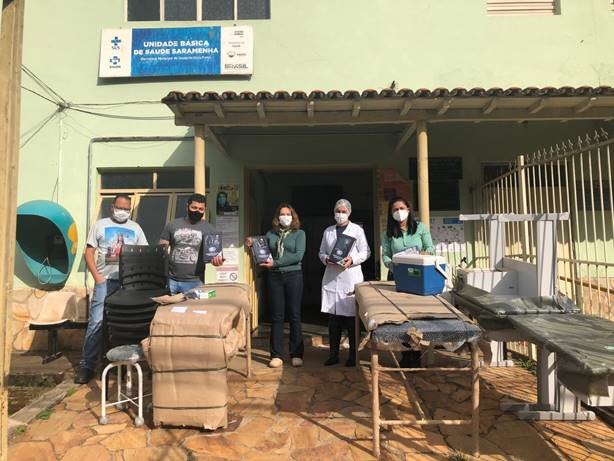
[355,281,466,332]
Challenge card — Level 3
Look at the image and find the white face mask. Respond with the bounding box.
[112,208,130,223]
[392,209,409,223]
[279,215,292,227]
[334,212,349,225]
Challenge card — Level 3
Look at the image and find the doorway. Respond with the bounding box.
[247,169,376,326]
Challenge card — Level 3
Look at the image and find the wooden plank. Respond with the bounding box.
[0,1,25,459]
[173,107,614,127]
[393,123,416,153]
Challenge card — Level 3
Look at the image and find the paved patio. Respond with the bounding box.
[8,344,614,460]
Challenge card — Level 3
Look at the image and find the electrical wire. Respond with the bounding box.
[21,86,61,106]
[68,106,174,120]
[20,108,60,148]
[22,64,66,104]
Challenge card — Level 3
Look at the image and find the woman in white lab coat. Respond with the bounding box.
[319,199,371,366]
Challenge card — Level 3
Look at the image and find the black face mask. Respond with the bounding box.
[188,210,204,222]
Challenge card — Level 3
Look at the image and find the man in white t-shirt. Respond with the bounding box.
[75,194,148,384]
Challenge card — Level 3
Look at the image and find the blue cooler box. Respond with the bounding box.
[392,253,447,295]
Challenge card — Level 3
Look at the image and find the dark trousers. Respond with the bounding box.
[267,270,304,359]
[387,269,421,367]
[328,314,356,358]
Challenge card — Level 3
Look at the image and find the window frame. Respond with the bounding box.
[125,0,269,21]
[486,0,559,16]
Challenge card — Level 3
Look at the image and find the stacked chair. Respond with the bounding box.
[99,244,168,427]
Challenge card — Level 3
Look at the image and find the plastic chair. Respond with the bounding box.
[104,244,168,348]
[100,245,167,426]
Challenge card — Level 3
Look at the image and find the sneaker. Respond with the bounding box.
[324,356,339,366]
[291,357,303,367]
[268,358,283,368]
[74,367,95,384]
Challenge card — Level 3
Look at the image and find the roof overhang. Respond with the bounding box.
[162,87,614,128]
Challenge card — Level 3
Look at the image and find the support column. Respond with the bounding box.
[416,121,430,228]
[194,125,206,194]
[0,1,25,458]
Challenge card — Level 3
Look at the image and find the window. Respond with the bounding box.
[487,0,558,15]
[97,168,210,243]
[127,0,271,21]
[409,157,462,211]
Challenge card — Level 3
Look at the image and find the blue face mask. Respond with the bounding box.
[218,196,226,206]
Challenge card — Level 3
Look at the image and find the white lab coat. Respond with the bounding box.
[319,221,371,317]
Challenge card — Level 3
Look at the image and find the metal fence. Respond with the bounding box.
[475,130,614,355]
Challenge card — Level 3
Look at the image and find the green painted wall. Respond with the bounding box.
[16,0,614,289]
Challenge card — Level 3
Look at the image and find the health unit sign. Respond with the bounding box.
[99,26,253,77]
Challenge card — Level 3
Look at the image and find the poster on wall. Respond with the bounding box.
[215,265,239,282]
[430,217,465,253]
[99,26,253,78]
[216,184,239,216]
[215,247,240,282]
[216,216,239,247]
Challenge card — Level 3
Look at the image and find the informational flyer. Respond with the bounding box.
[430,217,465,253]
[215,265,239,282]
[216,216,240,247]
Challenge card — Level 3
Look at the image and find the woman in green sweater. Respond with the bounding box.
[382,196,434,274]
[247,203,306,368]
[381,196,434,367]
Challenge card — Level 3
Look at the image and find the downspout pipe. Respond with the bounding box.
[84,135,192,308]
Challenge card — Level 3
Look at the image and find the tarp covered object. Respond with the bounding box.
[143,298,245,429]
[355,282,480,350]
[510,314,614,396]
[453,284,579,330]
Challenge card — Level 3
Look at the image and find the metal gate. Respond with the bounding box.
[478,130,613,321]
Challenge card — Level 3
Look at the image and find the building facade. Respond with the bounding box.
[12,0,614,350]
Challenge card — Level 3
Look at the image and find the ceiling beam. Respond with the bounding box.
[482,98,497,114]
[351,101,361,118]
[574,97,597,114]
[437,98,453,116]
[400,100,412,116]
[528,98,546,114]
[394,123,417,153]
[256,101,266,119]
[213,103,225,119]
[205,127,229,157]
[175,107,614,127]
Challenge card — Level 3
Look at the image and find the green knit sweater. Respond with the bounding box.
[265,229,306,272]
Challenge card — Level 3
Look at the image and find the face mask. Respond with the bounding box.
[279,215,292,227]
[112,208,130,223]
[217,196,226,206]
[392,209,409,223]
[188,210,204,222]
[334,213,349,225]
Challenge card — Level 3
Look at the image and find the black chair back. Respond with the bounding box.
[119,244,167,290]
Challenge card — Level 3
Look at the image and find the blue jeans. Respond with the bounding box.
[267,270,304,359]
[79,279,120,371]
[168,278,202,295]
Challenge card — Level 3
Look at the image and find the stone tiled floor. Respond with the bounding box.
[8,345,614,460]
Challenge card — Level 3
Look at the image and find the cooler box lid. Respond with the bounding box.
[392,251,446,266]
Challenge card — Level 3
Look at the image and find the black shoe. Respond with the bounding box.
[324,356,340,366]
[345,356,356,367]
[74,367,95,384]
